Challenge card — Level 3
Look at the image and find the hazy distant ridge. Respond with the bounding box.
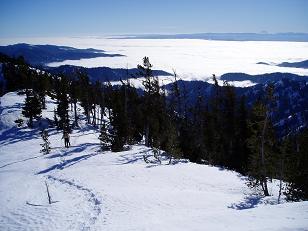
[117,33,308,42]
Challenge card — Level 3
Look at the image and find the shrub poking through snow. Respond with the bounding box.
[40,129,51,154]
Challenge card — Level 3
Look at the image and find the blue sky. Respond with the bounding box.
[1,0,307,37]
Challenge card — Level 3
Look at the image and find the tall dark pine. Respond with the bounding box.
[22,90,42,128]
[284,129,308,201]
[235,95,249,173]
[35,72,51,109]
[70,80,80,127]
[208,74,223,165]
[99,122,110,151]
[221,81,237,168]
[77,71,91,123]
[247,84,277,197]
[109,89,126,152]
[56,76,70,130]
[138,57,161,148]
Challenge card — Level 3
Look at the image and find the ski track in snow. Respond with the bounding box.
[0,123,104,230]
[47,175,102,228]
[0,146,104,231]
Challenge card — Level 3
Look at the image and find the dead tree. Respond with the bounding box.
[45,181,52,204]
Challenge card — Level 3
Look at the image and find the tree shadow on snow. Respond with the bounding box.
[0,153,46,169]
[228,194,264,210]
[0,126,40,146]
[115,148,150,165]
[37,143,100,174]
[115,147,189,167]
[46,143,99,159]
[37,153,99,174]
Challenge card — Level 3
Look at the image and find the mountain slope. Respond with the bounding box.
[165,78,308,137]
[0,92,307,231]
[0,44,124,66]
[278,60,308,69]
[45,65,172,82]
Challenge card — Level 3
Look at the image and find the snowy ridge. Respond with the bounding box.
[0,92,308,230]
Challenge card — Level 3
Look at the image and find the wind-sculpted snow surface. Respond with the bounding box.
[0,92,307,230]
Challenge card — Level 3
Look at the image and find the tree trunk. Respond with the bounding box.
[45,181,52,204]
[73,101,78,127]
[100,105,104,127]
[260,113,269,196]
[92,104,96,126]
[145,123,150,147]
[278,157,284,203]
[86,108,90,124]
[42,95,46,109]
[29,116,33,128]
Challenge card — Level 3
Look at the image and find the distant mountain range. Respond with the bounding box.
[220,72,308,84]
[257,60,308,69]
[116,33,308,42]
[277,60,308,69]
[0,43,171,82]
[0,43,124,66]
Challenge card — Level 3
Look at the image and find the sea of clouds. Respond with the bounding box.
[1,37,308,84]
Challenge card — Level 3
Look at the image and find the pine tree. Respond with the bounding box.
[109,88,127,152]
[69,80,80,127]
[284,129,308,201]
[99,122,110,151]
[35,72,51,109]
[235,95,250,173]
[221,81,237,168]
[56,76,70,130]
[247,85,277,196]
[22,90,42,128]
[77,71,91,123]
[138,57,162,148]
[208,74,224,165]
[164,120,182,164]
[57,94,69,130]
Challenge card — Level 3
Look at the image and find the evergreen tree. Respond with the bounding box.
[99,122,111,151]
[56,75,70,130]
[69,80,80,127]
[284,129,308,201]
[22,90,42,128]
[77,71,91,123]
[235,95,250,173]
[109,89,126,152]
[164,120,182,164]
[247,85,277,196]
[221,81,237,168]
[208,74,224,165]
[138,57,162,148]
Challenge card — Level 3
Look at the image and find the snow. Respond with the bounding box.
[1,92,308,231]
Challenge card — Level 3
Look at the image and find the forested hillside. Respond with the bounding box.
[1,53,307,201]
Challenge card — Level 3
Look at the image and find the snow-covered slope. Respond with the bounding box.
[0,92,307,231]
